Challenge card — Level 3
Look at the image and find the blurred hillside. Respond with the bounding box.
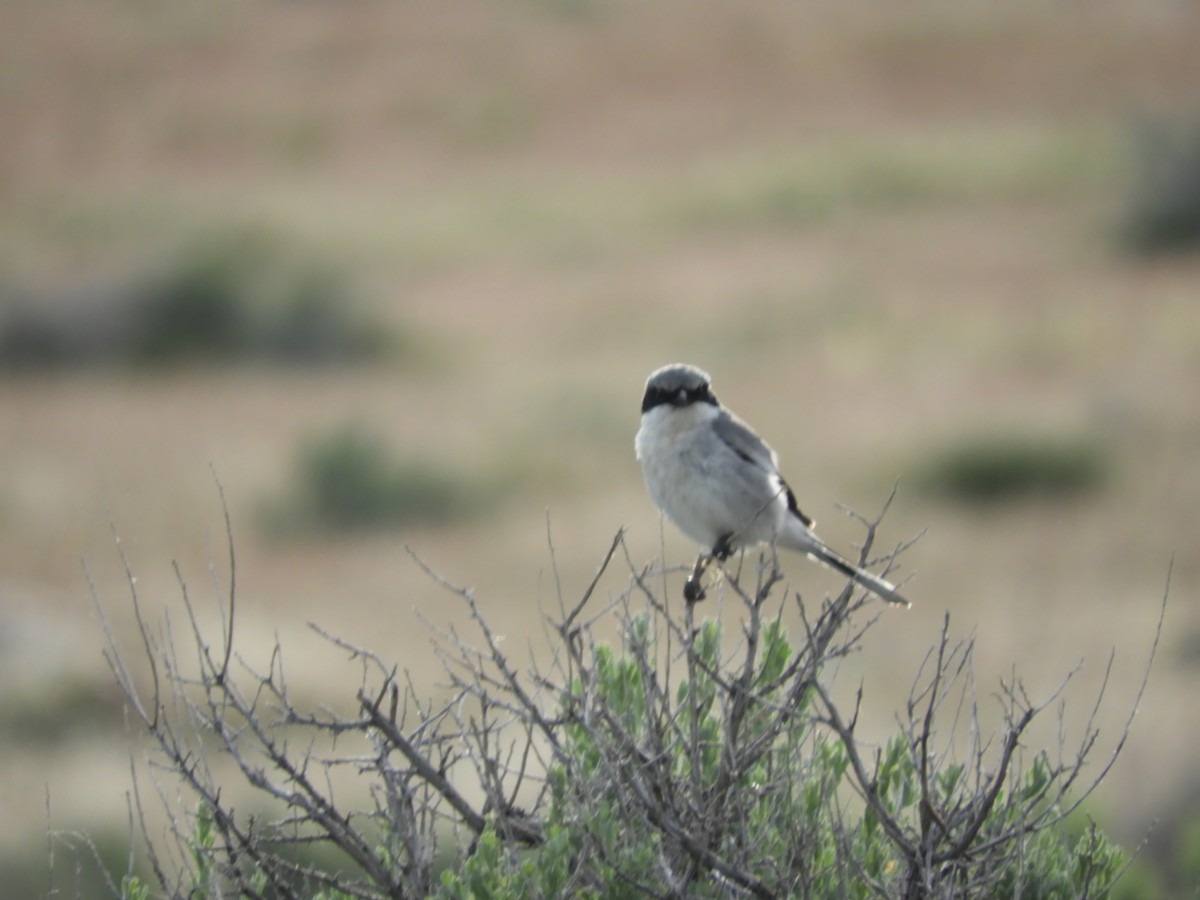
[2,0,1200,894]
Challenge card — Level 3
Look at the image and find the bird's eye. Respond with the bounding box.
[641,386,672,413]
[642,380,717,412]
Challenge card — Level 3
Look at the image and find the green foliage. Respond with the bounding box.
[1169,809,1200,892]
[435,824,596,900]
[88,519,1148,897]
[35,828,147,900]
[120,874,151,900]
[435,612,1125,898]
[189,801,217,897]
[915,432,1106,504]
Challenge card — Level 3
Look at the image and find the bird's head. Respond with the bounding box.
[641,364,719,414]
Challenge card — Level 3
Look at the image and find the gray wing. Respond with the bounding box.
[713,410,779,472]
[713,410,815,528]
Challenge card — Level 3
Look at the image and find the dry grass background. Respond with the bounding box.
[2,0,1200,889]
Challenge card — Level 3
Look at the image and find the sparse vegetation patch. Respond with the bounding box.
[1123,116,1200,256]
[0,229,389,371]
[915,433,1107,505]
[261,424,506,535]
[76,500,1159,897]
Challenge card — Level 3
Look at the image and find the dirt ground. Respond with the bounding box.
[2,0,1200,890]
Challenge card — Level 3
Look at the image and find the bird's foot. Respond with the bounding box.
[684,552,715,603]
[712,533,735,562]
[684,536,737,603]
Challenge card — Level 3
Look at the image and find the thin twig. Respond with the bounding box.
[210,467,237,685]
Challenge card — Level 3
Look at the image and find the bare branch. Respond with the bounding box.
[84,495,1154,898]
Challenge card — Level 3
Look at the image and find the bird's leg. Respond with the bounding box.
[684,553,711,603]
[683,533,735,603]
[712,533,736,562]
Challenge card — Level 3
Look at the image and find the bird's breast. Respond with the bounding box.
[635,406,733,547]
[636,405,714,459]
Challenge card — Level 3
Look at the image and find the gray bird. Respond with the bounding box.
[635,363,908,606]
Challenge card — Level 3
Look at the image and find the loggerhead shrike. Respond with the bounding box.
[635,363,909,606]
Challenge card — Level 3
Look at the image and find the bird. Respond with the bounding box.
[634,363,909,606]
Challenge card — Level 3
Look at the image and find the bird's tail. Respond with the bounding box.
[803,541,910,608]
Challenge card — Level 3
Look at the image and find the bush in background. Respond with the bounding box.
[262,425,471,534]
[914,433,1106,506]
[1123,116,1200,256]
[79,497,1159,898]
[260,424,509,536]
[0,229,389,370]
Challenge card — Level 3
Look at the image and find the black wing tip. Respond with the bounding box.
[784,485,815,528]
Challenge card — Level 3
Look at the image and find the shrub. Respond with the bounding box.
[125,232,388,366]
[0,229,387,371]
[914,433,1106,505]
[1122,116,1200,256]
[83,495,1158,898]
[261,425,482,534]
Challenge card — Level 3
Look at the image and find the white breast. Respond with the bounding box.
[636,403,782,549]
